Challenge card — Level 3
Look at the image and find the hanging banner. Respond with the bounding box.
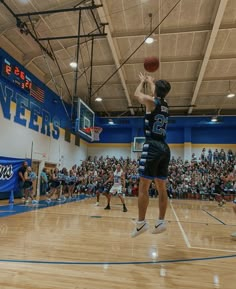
[0,156,28,192]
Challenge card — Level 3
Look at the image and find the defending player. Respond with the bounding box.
[103,164,128,212]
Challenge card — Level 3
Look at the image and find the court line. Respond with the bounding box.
[35,211,236,227]
[0,196,90,219]
[0,254,235,265]
[202,209,226,225]
[170,202,191,248]
[191,246,236,253]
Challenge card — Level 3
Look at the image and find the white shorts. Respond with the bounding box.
[109,184,122,195]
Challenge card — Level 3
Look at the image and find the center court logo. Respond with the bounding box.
[0,164,13,180]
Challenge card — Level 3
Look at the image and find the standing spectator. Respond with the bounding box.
[40,167,48,195]
[227,149,234,162]
[200,148,206,162]
[18,161,28,200]
[213,149,219,162]
[207,149,212,164]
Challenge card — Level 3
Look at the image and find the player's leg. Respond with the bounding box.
[104,188,111,209]
[152,142,170,234]
[231,201,236,238]
[95,190,100,206]
[117,187,128,212]
[131,177,151,237]
[152,178,168,234]
[138,177,152,220]
[131,141,156,237]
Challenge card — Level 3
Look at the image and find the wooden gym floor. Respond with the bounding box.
[0,196,235,289]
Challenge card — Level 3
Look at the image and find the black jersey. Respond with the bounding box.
[144,97,169,142]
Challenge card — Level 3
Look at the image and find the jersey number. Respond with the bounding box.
[152,114,168,136]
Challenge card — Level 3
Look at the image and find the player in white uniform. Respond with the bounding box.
[103,164,128,212]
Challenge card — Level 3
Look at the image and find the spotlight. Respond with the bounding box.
[95,97,102,102]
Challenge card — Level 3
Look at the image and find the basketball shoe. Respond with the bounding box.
[152,220,167,234]
[231,232,236,239]
[123,204,128,212]
[131,220,149,238]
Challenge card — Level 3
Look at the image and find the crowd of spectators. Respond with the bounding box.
[36,148,236,203]
[168,149,235,200]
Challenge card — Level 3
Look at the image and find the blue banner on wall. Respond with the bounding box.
[0,156,27,192]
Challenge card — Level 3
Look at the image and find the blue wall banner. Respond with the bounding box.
[0,156,27,192]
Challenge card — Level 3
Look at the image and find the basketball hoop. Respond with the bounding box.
[90,127,103,141]
[82,127,91,134]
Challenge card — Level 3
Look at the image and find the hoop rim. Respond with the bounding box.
[90,126,103,132]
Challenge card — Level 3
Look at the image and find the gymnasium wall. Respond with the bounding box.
[88,143,131,159]
[92,116,236,160]
[0,48,88,168]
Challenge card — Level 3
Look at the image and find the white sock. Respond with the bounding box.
[137,220,146,226]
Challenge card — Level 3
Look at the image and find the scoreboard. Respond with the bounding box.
[2,58,33,93]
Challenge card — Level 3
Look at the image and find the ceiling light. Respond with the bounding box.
[95,97,102,102]
[70,61,77,68]
[145,13,154,45]
[18,0,30,3]
[226,80,235,98]
[227,92,235,98]
[108,119,114,125]
[145,37,154,44]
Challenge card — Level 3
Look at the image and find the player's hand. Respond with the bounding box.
[139,72,146,83]
[146,75,154,83]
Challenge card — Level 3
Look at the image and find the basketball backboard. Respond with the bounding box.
[133,137,146,152]
[77,98,95,140]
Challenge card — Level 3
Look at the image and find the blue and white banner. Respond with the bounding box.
[0,156,28,192]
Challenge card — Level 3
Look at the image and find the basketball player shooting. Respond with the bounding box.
[131,71,171,237]
[222,166,236,239]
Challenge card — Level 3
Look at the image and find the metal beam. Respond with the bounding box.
[94,0,134,115]
[72,9,82,119]
[188,0,229,114]
[112,23,236,39]
[38,33,106,41]
[15,4,103,17]
[89,36,94,105]
[0,0,53,59]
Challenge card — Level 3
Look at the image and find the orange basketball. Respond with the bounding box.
[144,56,159,73]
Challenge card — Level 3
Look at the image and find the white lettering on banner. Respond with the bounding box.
[0,164,13,180]
[0,80,60,140]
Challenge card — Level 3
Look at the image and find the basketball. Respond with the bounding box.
[144,56,159,73]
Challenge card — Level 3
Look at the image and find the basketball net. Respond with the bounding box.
[90,127,103,141]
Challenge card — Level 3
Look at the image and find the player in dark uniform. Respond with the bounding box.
[131,72,171,237]
[18,161,28,200]
[222,167,236,238]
